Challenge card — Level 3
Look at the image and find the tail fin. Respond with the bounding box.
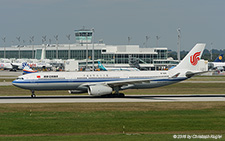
[98,61,107,71]
[22,62,28,69]
[22,62,37,74]
[169,43,206,77]
[214,54,223,62]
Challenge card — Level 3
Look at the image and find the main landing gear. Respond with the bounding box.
[114,93,125,97]
[101,93,125,98]
[31,90,36,98]
[113,87,125,97]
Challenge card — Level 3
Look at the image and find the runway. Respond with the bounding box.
[0,94,225,103]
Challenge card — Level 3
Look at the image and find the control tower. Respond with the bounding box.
[74,28,93,44]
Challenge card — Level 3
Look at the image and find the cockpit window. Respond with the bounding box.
[16,78,24,80]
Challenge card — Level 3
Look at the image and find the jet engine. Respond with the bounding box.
[88,85,112,96]
[68,90,86,94]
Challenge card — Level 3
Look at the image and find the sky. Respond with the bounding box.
[0,0,224,51]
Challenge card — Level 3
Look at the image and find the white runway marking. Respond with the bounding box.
[0,95,225,103]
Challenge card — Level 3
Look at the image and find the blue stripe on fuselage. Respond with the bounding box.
[12,77,187,84]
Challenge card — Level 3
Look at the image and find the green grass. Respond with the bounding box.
[0,134,191,141]
[124,83,225,94]
[0,102,224,140]
[0,79,14,82]
[3,134,220,141]
[188,76,225,81]
[195,75,225,77]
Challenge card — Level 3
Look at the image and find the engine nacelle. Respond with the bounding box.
[88,85,112,96]
[68,90,86,94]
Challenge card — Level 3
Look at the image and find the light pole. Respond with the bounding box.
[210,43,213,61]
[54,35,59,59]
[128,36,132,45]
[30,36,34,59]
[66,34,71,59]
[22,40,26,47]
[42,36,47,59]
[92,28,95,71]
[145,36,150,48]
[1,37,6,58]
[16,36,21,59]
[177,28,181,62]
[156,36,160,47]
[85,33,88,69]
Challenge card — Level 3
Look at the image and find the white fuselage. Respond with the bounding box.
[12,70,186,92]
[0,63,13,70]
[211,62,225,68]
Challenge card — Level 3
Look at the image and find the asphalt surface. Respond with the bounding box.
[0,94,224,103]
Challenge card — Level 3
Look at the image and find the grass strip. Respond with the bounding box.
[0,102,224,140]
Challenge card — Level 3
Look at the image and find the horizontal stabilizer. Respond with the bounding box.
[186,71,209,78]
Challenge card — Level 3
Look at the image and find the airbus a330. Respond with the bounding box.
[12,43,206,97]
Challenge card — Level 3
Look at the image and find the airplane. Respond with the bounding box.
[12,43,206,98]
[22,63,38,74]
[208,54,225,71]
[12,62,52,70]
[214,54,224,62]
[98,61,139,71]
[0,63,13,70]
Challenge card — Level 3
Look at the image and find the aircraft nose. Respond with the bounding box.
[12,80,22,87]
[12,80,18,86]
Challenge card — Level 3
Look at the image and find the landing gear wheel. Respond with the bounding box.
[31,94,36,98]
[31,90,36,98]
[117,93,125,98]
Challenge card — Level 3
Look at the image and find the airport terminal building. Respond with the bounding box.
[0,29,177,70]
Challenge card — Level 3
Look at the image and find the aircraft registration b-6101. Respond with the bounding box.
[13,43,206,97]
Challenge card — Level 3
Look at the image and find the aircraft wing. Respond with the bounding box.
[81,78,154,88]
[106,79,152,87]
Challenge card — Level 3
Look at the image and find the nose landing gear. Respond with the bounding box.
[31,90,36,98]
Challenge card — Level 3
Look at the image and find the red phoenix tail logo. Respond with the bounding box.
[190,52,201,66]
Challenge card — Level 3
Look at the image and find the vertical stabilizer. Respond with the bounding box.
[214,54,223,62]
[98,61,107,71]
[169,43,206,77]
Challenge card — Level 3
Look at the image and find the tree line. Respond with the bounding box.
[168,49,225,62]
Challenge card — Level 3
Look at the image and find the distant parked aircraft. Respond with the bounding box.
[22,63,38,74]
[0,63,13,70]
[98,61,139,71]
[208,54,225,71]
[12,62,52,70]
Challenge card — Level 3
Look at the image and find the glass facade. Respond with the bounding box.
[75,30,93,44]
[0,46,170,67]
[155,49,168,59]
[36,49,42,59]
[20,51,33,58]
[0,51,3,57]
[113,54,157,64]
